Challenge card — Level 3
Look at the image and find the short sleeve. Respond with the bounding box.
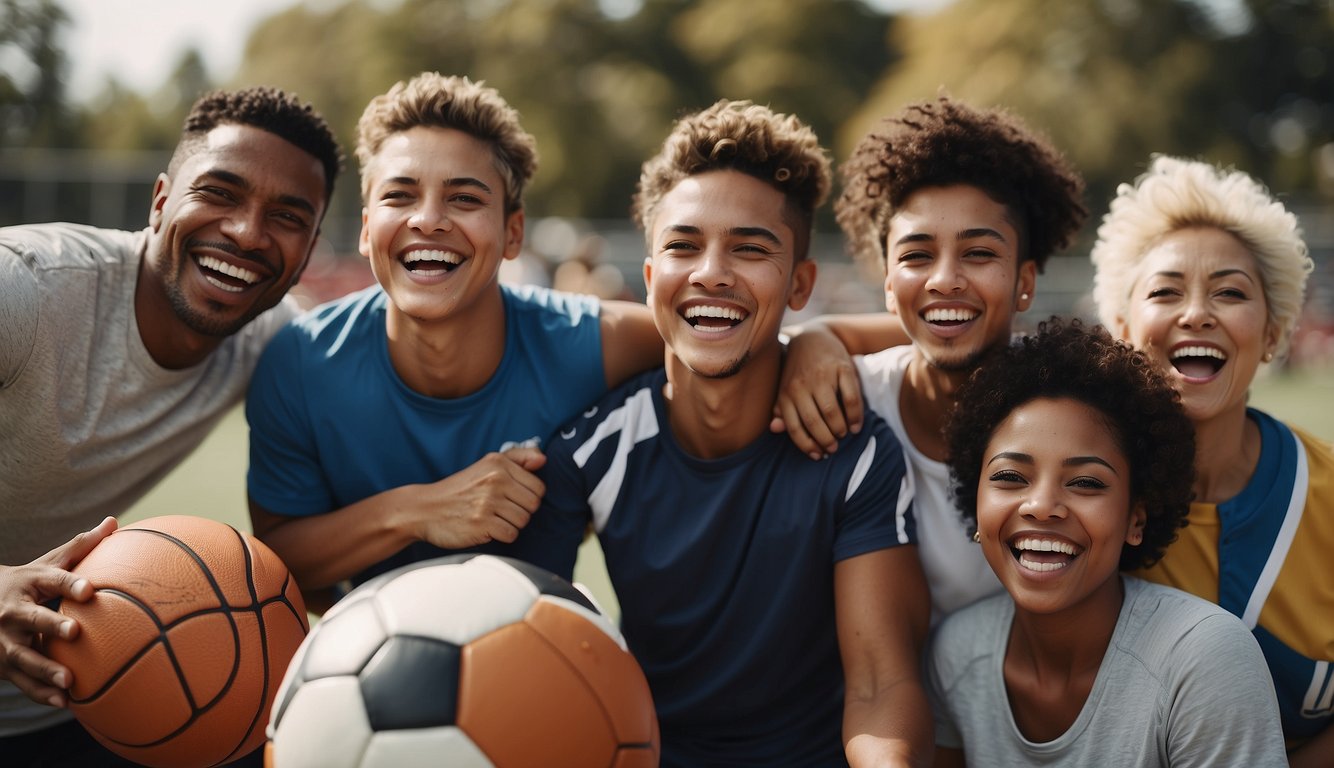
[526,416,597,582]
[832,414,916,562]
[0,242,40,388]
[245,325,332,516]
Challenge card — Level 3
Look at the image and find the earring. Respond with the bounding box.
[972,531,981,543]
[1263,351,1274,363]
[1020,293,1030,301]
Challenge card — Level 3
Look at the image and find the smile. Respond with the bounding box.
[1009,535,1083,573]
[403,249,464,275]
[1170,345,1227,378]
[683,304,747,333]
[923,307,978,324]
[197,254,260,293]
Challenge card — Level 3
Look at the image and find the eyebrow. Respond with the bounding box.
[659,224,784,246]
[1151,268,1257,284]
[205,168,316,216]
[892,226,1008,248]
[986,451,1119,474]
[383,176,495,195]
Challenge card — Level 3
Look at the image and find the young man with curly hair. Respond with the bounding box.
[781,96,1087,622]
[533,100,933,767]
[244,72,664,604]
[931,319,1286,766]
[1,86,341,764]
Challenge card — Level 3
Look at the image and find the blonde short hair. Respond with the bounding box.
[1090,155,1312,358]
[355,72,537,212]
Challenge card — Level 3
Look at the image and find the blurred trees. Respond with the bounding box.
[1,0,77,146]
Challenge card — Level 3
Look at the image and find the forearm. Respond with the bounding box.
[785,313,905,356]
[844,677,935,768]
[251,489,419,591]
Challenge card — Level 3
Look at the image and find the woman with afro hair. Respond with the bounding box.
[927,319,1286,767]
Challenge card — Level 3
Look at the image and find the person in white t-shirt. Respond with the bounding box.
[775,96,1088,622]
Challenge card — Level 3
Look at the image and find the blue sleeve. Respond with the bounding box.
[832,414,916,562]
[245,324,332,516]
[522,416,596,582]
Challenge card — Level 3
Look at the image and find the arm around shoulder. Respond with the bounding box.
[599,300,663,388]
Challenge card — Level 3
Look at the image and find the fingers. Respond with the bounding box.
[501,444,547,472]
[837,365,865,436]
[3,653,71,708]
[45,516,116,571]
[774,396,826,460]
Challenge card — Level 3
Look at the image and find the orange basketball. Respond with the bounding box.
[45,515,309,767]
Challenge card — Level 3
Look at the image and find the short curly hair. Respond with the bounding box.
[836,96,1086,272]
[355,72,538,213]
[1090,155,1313,360]
[171,86,343,203]
[633,100,831,261]
[944,319,1194,571]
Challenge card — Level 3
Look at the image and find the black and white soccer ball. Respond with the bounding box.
[266,554,658,768]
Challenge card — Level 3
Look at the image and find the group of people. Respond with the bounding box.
[0,68,1328,768]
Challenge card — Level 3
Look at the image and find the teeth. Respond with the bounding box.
[197,255,259,285]
[403,249,463,265]
[1171,345,1226,361]
[1018,557,1070,573]
[685,305,744,321]
[1012,537,1079,556]
[924,308,978,322]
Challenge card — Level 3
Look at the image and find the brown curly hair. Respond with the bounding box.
[836,96,1086,272]
[355,73,538,213]
[171,86,343,203]
[944,318,1194,571]
[633,100,831,261]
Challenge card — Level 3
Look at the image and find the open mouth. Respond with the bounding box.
[1170,345,1226,378]
[196,254,261,294]
[1009,536,1083,573]
[683,305,747,333]
[923,307,978,326]
[403,249,464,275]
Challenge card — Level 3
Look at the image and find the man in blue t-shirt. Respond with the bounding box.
[534,101,933,767]
[244,72,665,604]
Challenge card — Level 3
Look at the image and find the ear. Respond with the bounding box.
[882,264,898,316]
[1113,315,1131,342]
[149,173,170,232]
[1016,259,1037,312]
[502,209,525,261]
[1263,322,1281,363]
[787,259,817,312]
[1125,502,1147,547]
[642,256,654,307]
[358,208,371,261]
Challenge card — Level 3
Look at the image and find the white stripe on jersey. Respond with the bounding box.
[570,387,659,533]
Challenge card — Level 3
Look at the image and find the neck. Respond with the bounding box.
[662,347,781,459]
[133,259,223,370]
[1190,406,1261,503]
[898,351,975,460]
[385,287,507,399]
[1008,574,1125,682]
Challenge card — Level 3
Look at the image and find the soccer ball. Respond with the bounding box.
[266,554,659,767]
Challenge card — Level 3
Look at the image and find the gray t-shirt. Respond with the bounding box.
[928,577,1288,767]
[0,222,294,735]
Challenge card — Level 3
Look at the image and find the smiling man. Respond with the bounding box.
[0,86,341,764]
[531,100,933,767]
[244,72,663,604]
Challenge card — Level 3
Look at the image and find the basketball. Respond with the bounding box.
[44,515,309,767]
[267,554,659,768]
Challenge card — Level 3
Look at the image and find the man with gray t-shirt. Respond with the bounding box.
[0,86,340,765]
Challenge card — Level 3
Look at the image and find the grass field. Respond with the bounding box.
[123,363,1334,621]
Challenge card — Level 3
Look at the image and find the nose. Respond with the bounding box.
[1019,481,1068,521]
[924,252,964,294]
[690,246,734,289]
[409,197,453,233]
[1177,293,1216,330]
[219,205,271,252]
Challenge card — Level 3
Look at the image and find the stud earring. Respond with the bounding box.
[1020,293,1030,301]
[972,531,981,543]
[1263,351,1274,363]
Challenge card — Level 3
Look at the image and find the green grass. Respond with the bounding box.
[124,364,1333,622]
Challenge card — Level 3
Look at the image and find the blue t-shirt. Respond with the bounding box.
[246,283,604,582]
[534,368,916,767]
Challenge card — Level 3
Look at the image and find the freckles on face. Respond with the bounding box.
[975,397,1139,614]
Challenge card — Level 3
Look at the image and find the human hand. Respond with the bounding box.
[772,327,865,459]
[413,446,547,550]
[0,516,116,707]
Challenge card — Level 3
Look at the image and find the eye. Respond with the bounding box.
[896,249,930,264]
[272,210,310,229]
[1146,286,1179,299]
[1216,287,1249,300]
[197,185,236,202]
[987,469,1027,485]
[1068,476,1110,491]
[735,243,773,255]
[451,193,484,206]
[662,240,697,252]
[963,247,998,260]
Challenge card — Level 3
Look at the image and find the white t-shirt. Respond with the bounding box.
[856,346,1001,622]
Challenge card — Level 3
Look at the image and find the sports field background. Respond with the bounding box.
[122,363,1334,621]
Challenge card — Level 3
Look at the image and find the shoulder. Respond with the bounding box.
[503,283,600,325]
[546,369,663,461]
[930,594,1009,672]
[854,346,911,411]
[1119,578,1260,667]
[0,223,141,270]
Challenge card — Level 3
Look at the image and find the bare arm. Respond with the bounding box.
[249,446,546,593]
[599,300,664,388]
[1288,721,1334,768]
[837,546,934,768]
[774,313,908,458]
[0,516,117,706]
